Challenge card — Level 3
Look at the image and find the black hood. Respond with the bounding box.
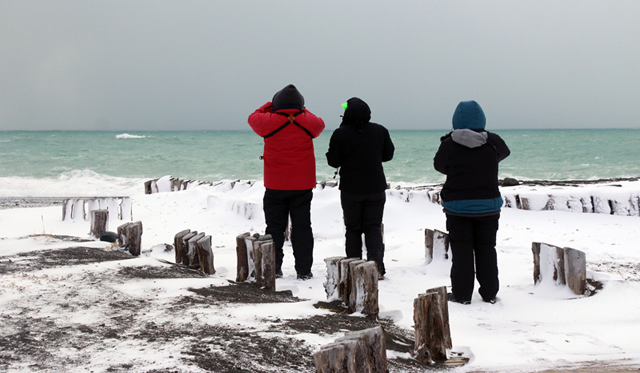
[341,97,371,126]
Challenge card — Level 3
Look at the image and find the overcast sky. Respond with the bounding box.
[1,1,638,131]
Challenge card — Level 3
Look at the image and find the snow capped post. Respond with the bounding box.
[117,221,143,256]
[173,229,191,264]
[180,231,198,266]
[314,326,387,373]
[90,209,109,238]
[236,232,250,282]
[323,256,345,300]
[196,235,215,275]
[324,257,380,319]
[425,228,450,264]
[413,286,452,364]
[236,233,276,291]
[187,232,205,268]
[532,242,587,296]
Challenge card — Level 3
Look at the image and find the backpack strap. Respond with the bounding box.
[263,110,313,139]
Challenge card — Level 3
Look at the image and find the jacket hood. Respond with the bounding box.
[341,97,371,125]
[452,100,486,130]
[272,84,304,110]
[451,129,488,148]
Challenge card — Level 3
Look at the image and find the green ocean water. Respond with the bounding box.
[1,129,639,185]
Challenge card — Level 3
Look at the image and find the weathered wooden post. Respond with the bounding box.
[187,232,205,268]
[352,261,379,319]
[117,221,143,256]
[243,234,258,281]
[338,258,360,304]
[180,231,198,266]
[237,233,276,290]
[564,247,586,295]
[257,236,276,291]
[532,242,565,286]
[314,326,387,373]
[413,286,452,364]
[90,209,109,238]
[347,259,367,310]
[196,235,215,275]
[532,242,587,296]
[425,228,450,264]
[236,232,250,282]
[174,229,191,264]
[323,256,346,301]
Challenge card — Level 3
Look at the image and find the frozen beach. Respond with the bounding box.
[1,178,639,372]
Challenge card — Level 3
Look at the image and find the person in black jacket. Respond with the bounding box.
[326,97,395,278]
[434,100,510,304]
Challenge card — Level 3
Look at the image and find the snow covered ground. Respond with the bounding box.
[1,179,639,372]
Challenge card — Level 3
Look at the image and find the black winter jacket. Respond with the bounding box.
[434,130,510,202]
[326,98,394,193]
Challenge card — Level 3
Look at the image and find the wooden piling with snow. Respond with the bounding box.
[236,233,276,291]
[413,286,452,364]
[532,242,587,295]
[90,209,109,238]
[314,326,387,373]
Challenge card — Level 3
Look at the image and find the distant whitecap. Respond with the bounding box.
[115,133,146,139]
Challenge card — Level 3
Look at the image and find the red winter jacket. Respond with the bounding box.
[248,102,325,190]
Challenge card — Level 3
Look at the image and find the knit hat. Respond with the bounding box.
[272,84,304,110]
[452,100,486,130]
[342,97,371,124]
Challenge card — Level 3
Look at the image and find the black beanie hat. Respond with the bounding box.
[272,84,305,110]
[343,97,371,124]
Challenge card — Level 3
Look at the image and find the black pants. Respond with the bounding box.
[341,190,386,276]
[263,188,314,275]
[446,213,500,302]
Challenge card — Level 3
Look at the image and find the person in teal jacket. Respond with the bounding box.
[434,100,510,304]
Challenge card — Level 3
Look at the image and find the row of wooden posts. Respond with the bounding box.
[174,230,216,275]
[323,256,380,319]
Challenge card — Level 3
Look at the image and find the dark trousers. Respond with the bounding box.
[263,188,314,275]
[340,190,386,276]
[446,213,500,302]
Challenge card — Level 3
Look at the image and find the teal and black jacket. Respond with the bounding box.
[433,101,510,216]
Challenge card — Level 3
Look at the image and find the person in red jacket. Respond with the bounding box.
[248,84,325,280]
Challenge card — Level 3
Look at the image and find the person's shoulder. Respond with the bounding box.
[486,131,506,142]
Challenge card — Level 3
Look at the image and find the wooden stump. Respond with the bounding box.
[196,235,216,275]
[238,233,276,291]
[352,261,379,319]
[180,231,198,265]
[90,210,109,238]
[323,256,346,301]
[187,232,205,268]
[564,247,586,295]
[532,242,587,295]
[236,232,250,282]
[347,259,367,311]
[339,258,361,304]
[243,235,258,281]
[174,229,191,264]
[413,286,452,364]
[314,326,387,373]
[117,221,143,256]
[257,237,276,291]
[425,228,450,264]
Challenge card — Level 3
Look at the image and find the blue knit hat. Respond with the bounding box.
[452,100,486,130]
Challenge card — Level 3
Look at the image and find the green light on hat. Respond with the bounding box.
[342,102,348,110]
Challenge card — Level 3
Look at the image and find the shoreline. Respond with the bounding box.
[1,177,638,210]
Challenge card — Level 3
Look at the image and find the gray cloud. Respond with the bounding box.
[1,0,638,131]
